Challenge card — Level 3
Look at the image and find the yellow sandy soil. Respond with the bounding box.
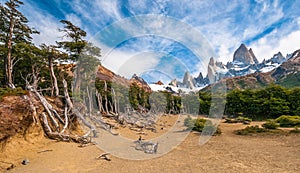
[1,119,299,173]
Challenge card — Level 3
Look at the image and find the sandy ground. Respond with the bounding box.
[1,119,299,173]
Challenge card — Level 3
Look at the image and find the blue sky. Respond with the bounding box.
[1,0,300,83]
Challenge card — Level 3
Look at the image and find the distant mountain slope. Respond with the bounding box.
[202,49,300,91]
[97,65,152,92]
[273,49,300,88]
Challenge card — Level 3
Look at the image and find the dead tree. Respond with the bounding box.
[134,140,158,154]
[47,49,59,97]
[22,72,91,143]
[96,90,104,113]
[111,88,117,114]
[104,81,109,113]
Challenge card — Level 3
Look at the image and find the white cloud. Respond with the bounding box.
[102,50,160,79]
[25,9,63,46]
[250,30,300,61]
[96,0,122,20]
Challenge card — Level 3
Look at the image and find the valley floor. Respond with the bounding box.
[1,120,299,173]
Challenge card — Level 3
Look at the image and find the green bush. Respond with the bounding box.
[275,115,300,127]
[183,116,221,135]
[193,118,207,132]
[262,120,279,129]
[235,125,268,135]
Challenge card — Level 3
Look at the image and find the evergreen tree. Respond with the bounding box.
[288,87,300,115]
[198,91,211,115]
[0,0,38,88]
[57,20,87,92]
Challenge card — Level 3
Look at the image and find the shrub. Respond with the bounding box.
[262,120,279,129]
[235,125,268,135]
[193,118,207,132]
[275,115,300,127]
[183,116,221,135]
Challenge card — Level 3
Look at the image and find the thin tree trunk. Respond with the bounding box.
[63,79,96,137]
[63,79,73,110]
[25,93,38,124]
[112,88,117,114]
[86,86,92,116]
[49,57,59,96]
[60,105,68,134]
[40,112,84,143]
[104,81,109,113]
[5,13,15,88]
[96,90,104,113]
[109,101,114,113]
[73,63,82,94]
[32,89,60,131]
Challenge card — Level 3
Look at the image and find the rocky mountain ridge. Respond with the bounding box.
[169,44,290,89]
[202,48,300,91]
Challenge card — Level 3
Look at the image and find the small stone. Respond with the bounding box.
[22,159,29,165]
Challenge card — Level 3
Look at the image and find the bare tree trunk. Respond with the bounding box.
[63,79,96,137]
[24,93,38,124]
[60,105,69,134]
[31,66,40,89]
[32,89,60,131]
[96,90,104,113]
[86,86,92,116]
[63,79,73,110]
[74,109,97,137]
[49,57,59,96]
[73,63,82,94]
[5,13,15,88]
[104,81,109,113]
[109,101,114,114]
[111,88,117,114]
[40,112,86,143]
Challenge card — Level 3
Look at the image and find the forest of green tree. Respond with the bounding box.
[195,85,300,120]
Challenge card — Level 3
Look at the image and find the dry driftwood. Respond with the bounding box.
[134,140,158,154]
[23,93,38,124]
[96,152,111,161]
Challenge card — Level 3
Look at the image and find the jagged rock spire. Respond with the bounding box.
[233,44,258,65]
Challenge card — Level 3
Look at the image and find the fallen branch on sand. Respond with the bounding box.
[37,149,53,153]
[96,152,111,161]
